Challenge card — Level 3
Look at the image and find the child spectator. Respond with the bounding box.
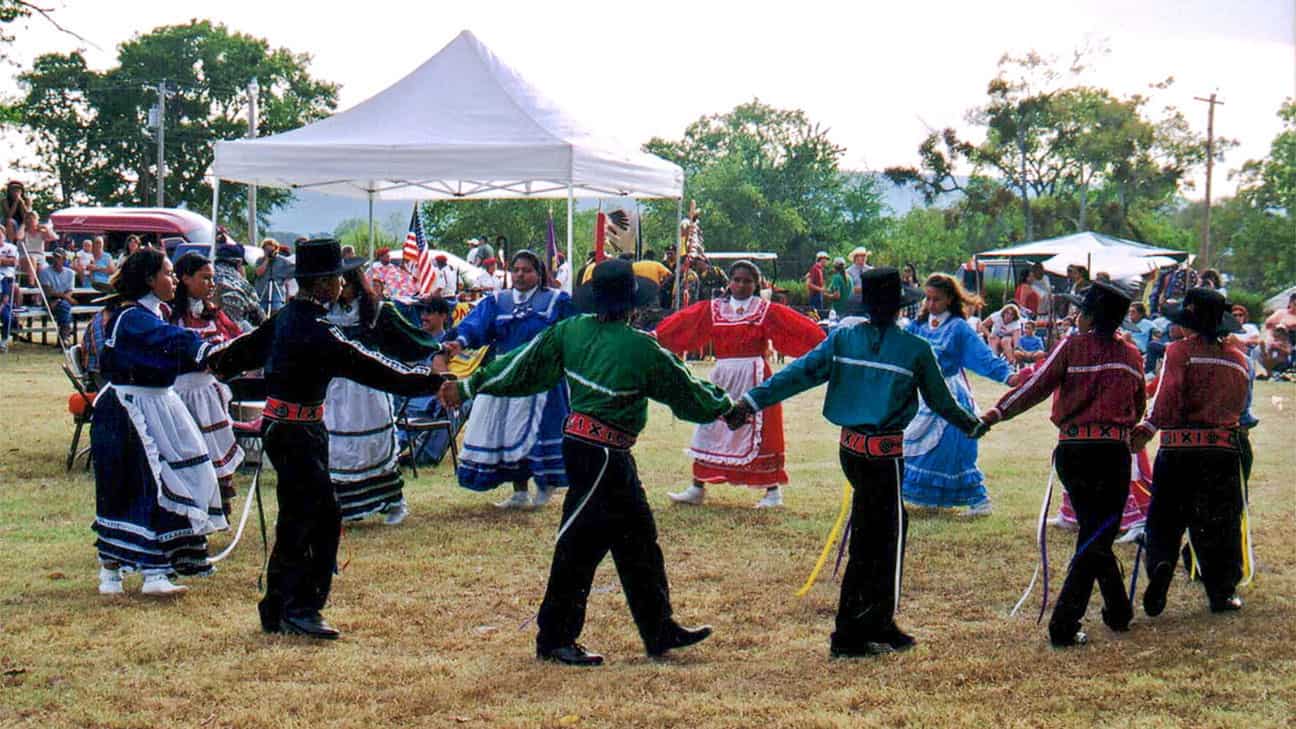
[1014,320,1047,364]
[981,303,1023,361]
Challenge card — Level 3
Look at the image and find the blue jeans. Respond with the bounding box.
[0,277,13,340]
[51,298,72,330]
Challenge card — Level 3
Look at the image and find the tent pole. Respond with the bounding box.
[566,185,574,292]
[367,189,375,258]
[210,177,220,241]
[673,196,684,310]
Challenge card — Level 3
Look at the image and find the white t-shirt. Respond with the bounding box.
[988,310,1023,338]
[433,264,458,296]
[556,261,571,292]
[0,241,17,279]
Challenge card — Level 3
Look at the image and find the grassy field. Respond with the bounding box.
[1,341,1293,728]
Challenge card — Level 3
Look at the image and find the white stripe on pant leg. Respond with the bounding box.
[554,446,610,545]
[894,459,903,615]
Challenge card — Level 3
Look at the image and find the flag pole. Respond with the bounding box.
[566,185,574,289]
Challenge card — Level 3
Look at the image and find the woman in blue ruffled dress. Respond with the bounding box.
[903,273,1014,515]
[443,251,576,508]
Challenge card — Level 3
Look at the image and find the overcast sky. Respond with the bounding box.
[4,0,1293,198]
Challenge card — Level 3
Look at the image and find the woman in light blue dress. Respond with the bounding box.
[903,273,1013,515]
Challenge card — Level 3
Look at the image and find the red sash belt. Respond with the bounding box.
[1058,423,1129,443]
[839,429,904,459]
[262,397,325,423]
[564,413,636,450]
[1160,428,1239,450]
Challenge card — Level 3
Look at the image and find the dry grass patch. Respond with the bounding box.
[1,342,1293,728]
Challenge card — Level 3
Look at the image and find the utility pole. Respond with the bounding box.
[155,80,167,207]
[1194,92,1223,269]
[246,78,259,245]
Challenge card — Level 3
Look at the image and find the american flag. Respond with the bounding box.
[402,206,437,295]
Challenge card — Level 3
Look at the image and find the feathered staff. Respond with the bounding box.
[673,200,702,309]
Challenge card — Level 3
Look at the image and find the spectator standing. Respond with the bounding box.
[254,238,296,314]
[1199,268,1225,296]
[38,250,77,343]
[1122,302,1158,369]
[805,251,829,314]
[554,252,571,292]
[900,263,922,322]
[73,239,95,287]
[429,253,459,299]
[827,257,852,317]
[1013,268,1041,317]
[1029,262,1053,318]
[212,243,264,332]
[845,246,872,297]
[694,257,728,300]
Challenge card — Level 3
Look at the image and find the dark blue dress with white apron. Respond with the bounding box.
[91,294,228,576]
[452,286,575,491]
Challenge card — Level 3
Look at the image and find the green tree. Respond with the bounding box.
[644,99,885,260]
[13,20,338,234]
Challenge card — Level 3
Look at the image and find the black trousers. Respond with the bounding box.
[259,420,340,624]
[833,449,907,650]
[1051,442,1131,639]
[1145,447,1244,602]
[536,437,675,654]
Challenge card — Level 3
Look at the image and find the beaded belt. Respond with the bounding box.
[564,413,636,450]
[839,429,904,459]
[1058,424,1129,443]
[1159,428,1239,450]
[262,397,325,423]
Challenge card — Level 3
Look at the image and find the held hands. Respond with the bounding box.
[437,380,462,409]
[441,340,463,358]
[1129,430,1151,453]
[970,417,992,440]
[723,401,754,431]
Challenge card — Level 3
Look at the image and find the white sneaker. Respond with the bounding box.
[98,567,124,595]
[531,487,554,508]
[1115,525,1144,544]
[755,488,784,509]
[495,491,532,510]
[1047,515,1079,531]
[140,574,188,596]
[668,485,706,505]
[961,499,993,517]
[383,501,410,525]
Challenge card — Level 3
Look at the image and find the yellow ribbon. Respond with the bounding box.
[795,482,853,598]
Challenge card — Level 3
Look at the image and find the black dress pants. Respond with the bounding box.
[832,449,906,651]
[1145,447,1244,602]
[259,420,341,624]
[536,437,675,654]
[1050,442,1132,640]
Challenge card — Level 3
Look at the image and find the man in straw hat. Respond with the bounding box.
[726,267,985,658]
[1131,286,1251,617]
[440,258,736,666]
[979,280,1145,647]
[211,239,445,640]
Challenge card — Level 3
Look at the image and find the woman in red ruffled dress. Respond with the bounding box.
[655,260,825,508]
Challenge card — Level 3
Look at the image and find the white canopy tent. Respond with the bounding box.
[979,232,1186,262]
[210,29,684,270]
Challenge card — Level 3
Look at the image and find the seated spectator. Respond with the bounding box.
[3,180,30,240]
[79,308,109,389]
[395,297,466,467]
[72,239,95,287]
[0,230,17,350]
[38,250,76,343]
[1121,301,1158,369]
[1262,324,1294,375]
[16,211,56,257]
[213,243,264,332]
[87,237,115,292]
[1014,320,1047,365]
[1231,305,1262,354]
[981,303,1022,360]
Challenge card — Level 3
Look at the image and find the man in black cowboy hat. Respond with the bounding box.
[727,267,984,658]
[1131,286,1251,616]
[440,258,735,665]
[980,280,1146,646]
[211,238,445,639]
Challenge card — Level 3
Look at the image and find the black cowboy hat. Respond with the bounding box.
[1164,286,1242,336]
[1059,280,1132,329]
[573,258,659,315]
[859,266,924,319]
[293,238,363,279]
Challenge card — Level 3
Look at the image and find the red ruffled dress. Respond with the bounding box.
[655,297,825,487]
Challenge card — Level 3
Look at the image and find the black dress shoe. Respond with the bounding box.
[1102,606,1133,632]
[648,624,713,657]
[1209,594,1243,613]
[1143,563,1174,617]
[280,612,341,640]
[830,642,894,659]
[878,625,917,652]
[1050,630,1088,648]
[538,644,604,666]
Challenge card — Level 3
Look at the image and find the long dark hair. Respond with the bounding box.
[171,252,213,323]
[341,264,379,327]
[727,259,763,288]
[108,249,167,304]
[510,249,547,290]
[919,273,982,320]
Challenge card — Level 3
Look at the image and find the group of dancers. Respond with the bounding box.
[87,238,1256,662]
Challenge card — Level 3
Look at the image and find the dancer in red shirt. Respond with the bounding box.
[981,281,1145,646]
[1132,287,1250,616]
[656,260,825,508]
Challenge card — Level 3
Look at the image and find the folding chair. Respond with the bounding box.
[394,397,461,479]
[62,364,95,472]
